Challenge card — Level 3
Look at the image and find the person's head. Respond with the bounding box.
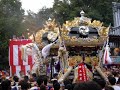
[32,73,37,81]
[112,71,119,77]
[27,70,31,75]
[53,73,58,79]
[13,76,19,82]
[19,71,24,75]
[32,73,37,78]
[104,86,114,90]
[1,79,11,90]
[43,75,48,86]
[66,84,72,90]
[24,75,29,82]
[73,81,102,90]
[53,82,60,90]
[93,78,106,89]
[40,85,47,90]
[20,80,30,90]
[108,76,116,85]
[37,76,44,87]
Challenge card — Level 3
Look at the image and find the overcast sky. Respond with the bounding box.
[20,0,54,14]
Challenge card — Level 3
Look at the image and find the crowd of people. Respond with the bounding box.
[0,65,120,90]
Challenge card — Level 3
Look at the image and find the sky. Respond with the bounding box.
[20,0,54,14]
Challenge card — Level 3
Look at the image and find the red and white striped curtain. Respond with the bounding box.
[9,39,34,76]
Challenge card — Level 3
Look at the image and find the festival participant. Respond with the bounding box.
[30,82,40,90]
[64,78,72,90]
[112,72,119,83]
[108,76,120,90]
[40,84,47,90]
[18,71,24,81]
[51,73,58,82]
[117,77,120,86]
[26,70,31,78]
[73,81,102,90]
[19,76,31,90]
[32,73,37,81]
[104,86,114,90]
[1,79,11,90]
[50,73,60,90]
[11,76,21,90]
[37,75,44,87]
[93,78,106,90]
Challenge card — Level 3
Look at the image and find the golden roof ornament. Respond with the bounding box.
[29,11,110,47]
[34,18,59,44]
[44,18,58,31]
[79,10,91,25]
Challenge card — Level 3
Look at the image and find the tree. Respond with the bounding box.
[37,7,54,27]
[22,7,54,38]
[0,0,24,68]
[53,0,120,25]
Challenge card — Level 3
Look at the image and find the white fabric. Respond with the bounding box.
[13,45,19,65]
[30,86,39,90]
[25,65,30,75]
[103,45,112,64]
[115,77,119,83]
[16,66,21,78]
[23,55,28,65]
[42,43,54,59]
[112,85,120,90]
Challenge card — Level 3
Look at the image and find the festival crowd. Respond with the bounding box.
[0,65,120,90]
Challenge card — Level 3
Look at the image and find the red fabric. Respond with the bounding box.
[78,63,88,82]
[105,50,108,64]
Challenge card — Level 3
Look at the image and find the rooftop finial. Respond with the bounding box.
[80,10,85,17]
[48,17,52,21]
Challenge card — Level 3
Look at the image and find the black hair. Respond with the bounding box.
[13,76,19,82]
[1,79,11,90]
[20,80,30,90]
[73,81,102,90]
[37,75,44,87]
[66,84,72,90]
[40,85,47,90]
[43,75,48,86]
[53,82,60,90]
[112,71,118,77]
[108,76,116,85]
[53,73,58,78]
[32,73,37,77]
[24,75,29,82]
[64,79,72,89]
[105,86,114,90]
[93,78,106,89]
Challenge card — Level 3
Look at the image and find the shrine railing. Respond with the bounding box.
[110,56,120,64]
[110,26,120,36]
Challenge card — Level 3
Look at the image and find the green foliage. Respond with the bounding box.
[53,0,120,25]
[0,0,24,67]
[37,7,54,27]
[22,7,54,38]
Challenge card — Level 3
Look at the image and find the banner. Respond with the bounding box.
[103,45,112,64]
[78,63,88,82]
[9,39,33,76]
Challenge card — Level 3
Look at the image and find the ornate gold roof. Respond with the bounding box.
[29,11,110,48]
